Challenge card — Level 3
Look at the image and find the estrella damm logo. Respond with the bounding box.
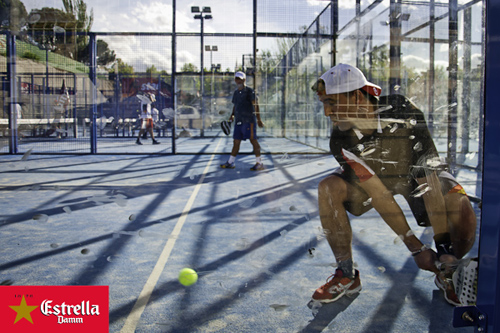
[0,286,108,332]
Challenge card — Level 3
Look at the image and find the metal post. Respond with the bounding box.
[73,73,78,138]
[331,0,338,66]
[89,33,97,154]
[447,0,458,173]
[389,0,402,94]
[253,0,257,89]
[477,0,485,199]
[6,32,18,154]
[172,0,177,153]
[46,49,49,95]
[455,1,500,332]
[355,0,361,68]
[200,16,205,137]
[428,0,435,137]
[459,7,472,165]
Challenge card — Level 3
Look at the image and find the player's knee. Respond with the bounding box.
[448,195,477,255]
[458,195,477,233]
[449,194,476,225]
[319,176,346,200]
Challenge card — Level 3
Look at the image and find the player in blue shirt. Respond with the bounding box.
[221,71,265,171]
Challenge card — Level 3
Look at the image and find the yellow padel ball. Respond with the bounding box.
[178,268,198,286]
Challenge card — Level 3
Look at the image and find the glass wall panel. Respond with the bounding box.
[2,29,93,153]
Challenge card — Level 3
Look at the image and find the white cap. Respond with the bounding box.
[320,64,381,97]
[235,71,246,80]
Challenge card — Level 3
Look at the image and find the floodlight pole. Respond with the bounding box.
[200,16,205,136]
[206,45,218,118]
[193,6,212,137]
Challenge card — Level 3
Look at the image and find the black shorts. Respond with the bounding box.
[331,168,461,227]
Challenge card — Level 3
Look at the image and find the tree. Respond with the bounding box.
[0,0,28,32]
[27,7,73,51]
[25,0,97,62]
[256,50,277,74]
[62,0,93,58]
[181,63,198,72]
[78,39,116,66]
[95,39,116,66]
[146,65,168,76]
[117,58,134,74]
[146,65,159,74]
[62,0,93,32]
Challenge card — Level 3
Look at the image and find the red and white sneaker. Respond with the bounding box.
[312,269,362,303]
[435,271,461,306]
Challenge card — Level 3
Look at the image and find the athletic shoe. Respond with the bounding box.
[152,140,160,145]
[136,140,143,145]
[220,162,235,169]
[311,269,362,303]
[435,271,461,306]
[250,163,264,171]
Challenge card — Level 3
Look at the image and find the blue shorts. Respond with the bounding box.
[233,122,257,141]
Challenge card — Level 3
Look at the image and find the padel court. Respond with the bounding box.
[0,136,481,332]
[2,0,497,331]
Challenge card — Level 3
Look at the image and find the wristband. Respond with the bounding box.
[434,233,455,258]
[411,244,429,257]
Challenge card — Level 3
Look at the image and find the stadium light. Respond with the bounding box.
[193,6,213,137]
[206,45,218,71]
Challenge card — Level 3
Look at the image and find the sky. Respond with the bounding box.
[21,0,334,72]
[20,0,483,74]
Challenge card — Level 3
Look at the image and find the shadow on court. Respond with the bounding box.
[0,151,478,332]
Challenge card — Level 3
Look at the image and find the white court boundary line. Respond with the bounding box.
[121,139,222,332]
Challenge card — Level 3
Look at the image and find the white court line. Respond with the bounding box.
[121,139,222,332]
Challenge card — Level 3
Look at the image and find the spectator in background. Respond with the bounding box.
[136,93,160,145]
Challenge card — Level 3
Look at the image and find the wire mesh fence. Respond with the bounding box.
[0,0,484,169]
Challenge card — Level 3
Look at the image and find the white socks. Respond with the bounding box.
[227,156,262,164]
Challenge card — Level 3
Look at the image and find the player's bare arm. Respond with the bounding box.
[357,174,439,272]
[357,174,424,253]
[229,106,235,122]
[416,172,448,236]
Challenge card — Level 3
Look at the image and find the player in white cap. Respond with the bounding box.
[220,71,265,171]
[310,64,477,306]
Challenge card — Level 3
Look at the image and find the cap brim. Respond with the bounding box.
[361,84,382,97]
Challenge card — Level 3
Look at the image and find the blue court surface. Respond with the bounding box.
[0,137,480,332]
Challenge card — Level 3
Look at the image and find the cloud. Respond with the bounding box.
[100,35,171,72]
[92,2,172,32]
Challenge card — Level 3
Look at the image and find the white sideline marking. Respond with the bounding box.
[121,139,222,332]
